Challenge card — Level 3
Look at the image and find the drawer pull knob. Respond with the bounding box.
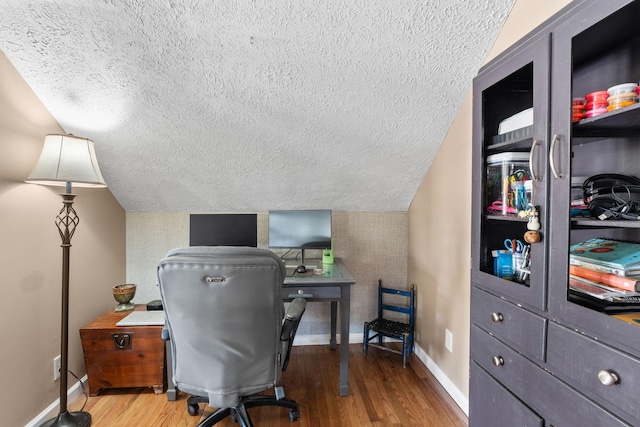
[597,370,619,386]
[298,289,305,295]
[492,356,504,367]
[491,312,504,323]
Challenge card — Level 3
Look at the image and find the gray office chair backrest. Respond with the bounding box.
[157,246,288,408]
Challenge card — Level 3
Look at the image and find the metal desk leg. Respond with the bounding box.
[330,301,337,350]
[339,285,351,396]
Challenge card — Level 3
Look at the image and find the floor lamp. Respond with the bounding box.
[26,134,107,427]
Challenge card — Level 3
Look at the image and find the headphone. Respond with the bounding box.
[582,174,640,220]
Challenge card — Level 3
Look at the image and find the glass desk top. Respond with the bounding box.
[283,258,355,285]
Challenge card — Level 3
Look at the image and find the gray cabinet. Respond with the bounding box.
[470,31,551,312]
[471,1,640,426]
[547,0,640,355]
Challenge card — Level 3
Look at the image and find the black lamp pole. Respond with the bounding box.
[41,185,91,427]
[26,134,106,426]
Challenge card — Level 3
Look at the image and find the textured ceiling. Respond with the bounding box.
[2,0,514,212]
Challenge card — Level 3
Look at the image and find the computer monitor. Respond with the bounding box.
[189,214,257,247]
[268,209,332,265]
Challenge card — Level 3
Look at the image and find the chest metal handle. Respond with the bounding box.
[112,332,133,350]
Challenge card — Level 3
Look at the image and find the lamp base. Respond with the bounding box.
[41,411,91,427]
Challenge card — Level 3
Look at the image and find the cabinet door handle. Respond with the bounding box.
[492,356,505,367]
[597,369,620,386]
[549,133,564,179]
[529,139,540,181]
[491,312,504,323]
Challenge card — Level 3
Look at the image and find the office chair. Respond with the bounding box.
[157,246,306,427]
[363,279,415,368]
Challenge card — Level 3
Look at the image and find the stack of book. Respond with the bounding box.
[569,238,640,312]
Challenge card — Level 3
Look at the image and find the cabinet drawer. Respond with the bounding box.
[281,286,340,300]
[471,324,543,398]
[471,325,630,426]
[547,322,640,423]
[471,287,546,361]
[470,362,542,427]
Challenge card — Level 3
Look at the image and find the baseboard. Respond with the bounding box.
[26,376,89,427]
[413,343,469,416]
[293,332,363,346]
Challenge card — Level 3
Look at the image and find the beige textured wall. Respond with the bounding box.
[407,0,572,408]
[0,50,126,426]
[126,210,408,337]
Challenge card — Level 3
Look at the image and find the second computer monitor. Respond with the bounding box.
[268,209,331,265]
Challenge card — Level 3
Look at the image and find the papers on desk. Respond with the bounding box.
[116,310,165,326]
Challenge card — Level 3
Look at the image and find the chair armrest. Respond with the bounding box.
[281,298,306,340]
[280,298,307,371]
[161,326,170,341]
[285,297,307,322]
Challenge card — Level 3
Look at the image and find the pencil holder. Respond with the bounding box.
[493,252,513,279]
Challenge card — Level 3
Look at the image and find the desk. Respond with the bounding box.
[166,258,355,400]
[282,258,355,396]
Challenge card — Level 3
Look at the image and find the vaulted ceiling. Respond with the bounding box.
[2,1,514,212]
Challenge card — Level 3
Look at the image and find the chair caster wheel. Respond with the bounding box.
[187,403,199,416]
[289,408,300,421]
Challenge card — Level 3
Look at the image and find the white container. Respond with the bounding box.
[498,108,534,135]
[487,152,531,216]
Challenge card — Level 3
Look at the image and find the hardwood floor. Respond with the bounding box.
[69,344,468,426]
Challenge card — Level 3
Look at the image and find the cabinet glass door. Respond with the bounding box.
[548,0,640,354]
[471,34,550,311]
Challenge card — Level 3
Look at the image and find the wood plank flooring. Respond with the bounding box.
[68,344,468,426]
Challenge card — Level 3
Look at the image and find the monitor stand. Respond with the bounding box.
[292,249,317,270]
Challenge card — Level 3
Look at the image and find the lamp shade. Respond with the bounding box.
[26,134,107,188]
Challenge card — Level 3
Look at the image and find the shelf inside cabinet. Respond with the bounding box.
[573,103,640,138]
[486,214,529,223]
[487,136,533,153]
[490,125,533,146]
[571,217,640,229]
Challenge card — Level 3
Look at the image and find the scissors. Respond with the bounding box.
[504,239,525,253]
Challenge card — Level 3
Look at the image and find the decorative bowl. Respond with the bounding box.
[113,283,136,312]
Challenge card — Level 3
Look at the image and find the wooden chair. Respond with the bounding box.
[363,279,415,368]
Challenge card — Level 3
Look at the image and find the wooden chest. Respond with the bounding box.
[79,305,166,396]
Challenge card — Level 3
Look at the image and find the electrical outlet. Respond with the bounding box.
[53,355,61,381]
[445,329,453,353]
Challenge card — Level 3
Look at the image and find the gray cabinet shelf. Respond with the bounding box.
[471,1,640,426]
[573,103,640,137]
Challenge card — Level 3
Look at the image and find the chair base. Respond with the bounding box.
[190,393,300,427]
